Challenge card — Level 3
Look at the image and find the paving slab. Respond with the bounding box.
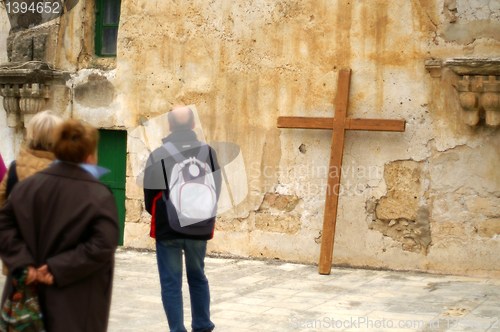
[0,248,498,331]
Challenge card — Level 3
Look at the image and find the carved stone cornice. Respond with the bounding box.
[0,61,69,127]
[425,58,500,127]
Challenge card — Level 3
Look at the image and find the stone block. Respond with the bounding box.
[254,213,301,234]
[125,199,143,223]
[251,193,302,234]
[259,193,300,212]
[375,160,423,221]
[215,215,251,232]
[371,160,431,254]
[126,176,144,200]
[475,219,500,238]
[123,222,154,250]
[9,31,46,62]
[465,196,500,218]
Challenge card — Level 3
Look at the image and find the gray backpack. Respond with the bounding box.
[161,142,217,235]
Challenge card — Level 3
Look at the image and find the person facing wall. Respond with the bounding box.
[143,106,221,332]
[0,119,119,332]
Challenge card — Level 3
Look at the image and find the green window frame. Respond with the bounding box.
[95,0,121,57]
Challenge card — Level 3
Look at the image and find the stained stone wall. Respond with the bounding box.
[0,0,498,276]
[117,0,499,276]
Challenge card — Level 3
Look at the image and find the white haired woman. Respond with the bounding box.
[0,110,63,205]
[0,110,63,275]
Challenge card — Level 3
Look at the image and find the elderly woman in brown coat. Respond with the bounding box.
[0,119,119,332]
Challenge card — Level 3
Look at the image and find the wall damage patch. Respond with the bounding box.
[368,160,431,254]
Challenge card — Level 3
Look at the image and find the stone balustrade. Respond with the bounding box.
[0,83,51,126]
[0,61,68,128]
[457,75,500,127]
[425,58,500,128]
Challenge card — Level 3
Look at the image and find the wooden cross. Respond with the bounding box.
[277,69,406,275]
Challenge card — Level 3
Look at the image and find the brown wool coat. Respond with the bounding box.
[0,162,119,332]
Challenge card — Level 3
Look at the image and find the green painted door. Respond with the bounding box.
[98,130,127,245]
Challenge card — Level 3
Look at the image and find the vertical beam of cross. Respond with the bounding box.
[319,69,351,274]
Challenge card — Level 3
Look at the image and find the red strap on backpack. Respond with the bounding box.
[149,192,163,239]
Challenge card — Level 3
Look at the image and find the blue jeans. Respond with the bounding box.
[156,239,215,332]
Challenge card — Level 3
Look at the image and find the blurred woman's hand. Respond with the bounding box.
[36,264,54,285]
[26,266,37,285]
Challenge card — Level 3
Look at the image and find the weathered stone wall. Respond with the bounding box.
[0,0,128,161]
[115,0,499,276]
[0,0,498,276]
[0,1,85,157]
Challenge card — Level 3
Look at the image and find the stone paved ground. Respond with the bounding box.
[108,249,499,332]
[1,248,499,331]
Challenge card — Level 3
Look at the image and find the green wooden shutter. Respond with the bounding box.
[98,130,127,245]
[95,0,121,56]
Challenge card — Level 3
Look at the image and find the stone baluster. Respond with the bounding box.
[456,75,500,127]
[481,76,500,127]
[0,84,21,127]
[457,76,481,126]
[19,83,50,126]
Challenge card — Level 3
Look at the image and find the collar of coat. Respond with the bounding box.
[41,161,103,183]
[162,130,198,144]
[21,147,55,161]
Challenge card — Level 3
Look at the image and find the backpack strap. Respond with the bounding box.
[164,141,214,172]
[208,149,215,172]
[6,161,18,197]
[197,144,209,161]
[197,145,215,172]
[160,158,169,190]
[163,142,185,163]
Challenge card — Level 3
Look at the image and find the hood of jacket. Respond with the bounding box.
[15,147,55,181]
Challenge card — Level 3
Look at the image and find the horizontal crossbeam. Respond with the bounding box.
[277,116,406,132]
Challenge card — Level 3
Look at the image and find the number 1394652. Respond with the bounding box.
[5,1,61,15]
